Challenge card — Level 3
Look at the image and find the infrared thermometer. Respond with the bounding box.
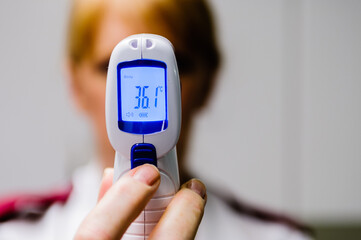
[105,34,181,239]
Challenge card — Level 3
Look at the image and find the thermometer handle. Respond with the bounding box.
[113,149,180,239]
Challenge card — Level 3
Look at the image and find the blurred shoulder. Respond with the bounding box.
[0,161,101,239]
[196,192,312,240]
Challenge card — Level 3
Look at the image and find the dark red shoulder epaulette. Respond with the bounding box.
[209,185,315,237]
[180,172,314,237]
[0,184,73,222]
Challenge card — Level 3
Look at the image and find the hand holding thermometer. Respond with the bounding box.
[105,34,181,239]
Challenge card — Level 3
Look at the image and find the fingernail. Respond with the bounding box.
[186,179,207,199]
[132,164,160,186]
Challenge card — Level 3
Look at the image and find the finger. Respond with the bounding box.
[98,168,114,201]
[74,164,160,240]
[149,179,207,240]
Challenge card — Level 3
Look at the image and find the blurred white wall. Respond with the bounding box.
[301,0,361,223]
[0,1,69,191]
[0,0,360,224]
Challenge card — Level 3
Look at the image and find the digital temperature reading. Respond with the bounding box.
[117,60,168,134]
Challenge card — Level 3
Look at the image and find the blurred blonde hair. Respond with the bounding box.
[66,0,220,108]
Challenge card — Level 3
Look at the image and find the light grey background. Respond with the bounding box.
[0,0,360,224]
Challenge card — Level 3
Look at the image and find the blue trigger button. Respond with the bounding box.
[131,143,157,169]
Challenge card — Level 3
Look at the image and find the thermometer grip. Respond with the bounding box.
[113,148,180,239]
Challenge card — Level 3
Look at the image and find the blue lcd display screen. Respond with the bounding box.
[117,60,168,134]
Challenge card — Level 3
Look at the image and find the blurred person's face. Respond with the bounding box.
[68,7,202,169]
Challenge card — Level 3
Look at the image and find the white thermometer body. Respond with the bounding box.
[105,34,181,239]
